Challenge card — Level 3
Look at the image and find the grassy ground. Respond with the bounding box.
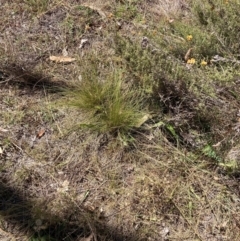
[1,0,240,240]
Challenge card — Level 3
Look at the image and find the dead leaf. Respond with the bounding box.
[49,56,76,63]
[0,127,8,132]
[79,39,89,49]
[36,129,45,139]
[84,204,95,212]
[82,4,106,18]
[212,141,222,147]
[184,48,193,62]
[135,114,151,128]
[62,47,68,56]
[79,233,94,241]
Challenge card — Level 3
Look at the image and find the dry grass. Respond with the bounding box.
[144,0,189,19]
[0,0,240,241]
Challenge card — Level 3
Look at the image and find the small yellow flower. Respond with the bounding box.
[201,60,208,66]
[187,58,196,64]
[186,35,193,41]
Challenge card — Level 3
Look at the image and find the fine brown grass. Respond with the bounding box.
[0,0,240,241]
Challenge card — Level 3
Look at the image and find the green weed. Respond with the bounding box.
[191,0,240,56]
[114,0,140,20]
[23,0,50,14]
[202,144,222,162]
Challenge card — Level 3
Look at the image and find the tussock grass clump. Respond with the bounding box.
[65,69,146,135]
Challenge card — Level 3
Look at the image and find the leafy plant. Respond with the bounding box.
[202,144,222,162]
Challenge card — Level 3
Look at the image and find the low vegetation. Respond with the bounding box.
[0,0,240,240]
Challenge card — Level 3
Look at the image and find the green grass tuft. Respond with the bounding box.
[65,70,146,135]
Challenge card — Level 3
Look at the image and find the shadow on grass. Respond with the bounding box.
[0,181,141,241]
[0,63,67,93]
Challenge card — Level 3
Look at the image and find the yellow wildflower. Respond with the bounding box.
[186,35,193,41]
[187,58,196,64]
[201,60,208,66]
